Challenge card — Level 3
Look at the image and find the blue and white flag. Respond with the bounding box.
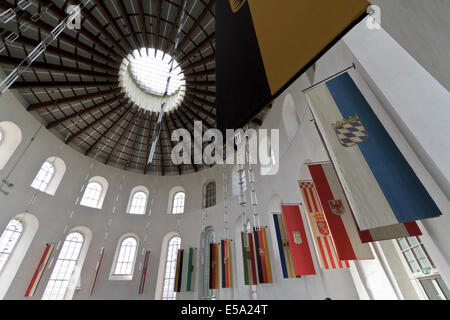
[305,72,441,230]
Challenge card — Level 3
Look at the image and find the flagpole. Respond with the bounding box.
[301,63,356,94]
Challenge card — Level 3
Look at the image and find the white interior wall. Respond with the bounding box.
[0,13,448,301]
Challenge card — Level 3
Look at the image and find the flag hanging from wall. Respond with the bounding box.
[272,214,296,278]
[174,249,184,293]
[25,243,55,297]
[281,205,316,276]
[138,250,150,295]
[209,243,220,290]
[221,240,233,288]
[308,162,374,261]
[240,232,258,285]
[253,227,273,284]
[216,0,370,132]
[358,222,422,243]
[305,72,442,231]
[186,248,197,292]
[299,181,350,269]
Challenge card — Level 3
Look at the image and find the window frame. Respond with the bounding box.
[162,236,181,300]
[80,181,103,209]
[30,161,55,193]
[0,219,23,273]
[109,235,139,281]
[127,190,148,215]
[171,191,186,215]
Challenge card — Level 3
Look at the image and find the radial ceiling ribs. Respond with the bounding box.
[84,102,135,156]
[27,88,122,111]
[10,81,117,89]
[124,110,146,170]
[65,100,129,144]
[35,0,122,63]
[168,110,198,173]
[115,0,140,51]
[137,0,150,52]
[163,115,182,175]
[93,0,133,54]
[143,111,154,175]
[180,53,215,73]
[154,0,163,53]
[178,33,215,65]
[163,0,186,55]
[46,94,126,129]
[104,107,141,165]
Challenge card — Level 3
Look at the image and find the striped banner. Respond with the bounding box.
[358,222,422,243]
[221,240,233,288]
[186,248,196,292]
[254,227,273,283]
[308,162,374,261]
[272,214,296,278]
[299,181,350,270]
[138,250,151,295]
[174,249,184,293]
[241,232,258,285]
[89,247,105,296]
[25,243,55,297]
[209,243,220,290]
[282,205,316,276]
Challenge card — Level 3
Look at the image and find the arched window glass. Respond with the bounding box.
[42,232,84,300]
[203,228,216,299]
[80,182,103,209]
[162,236,181,300]
[31,161,55,192]
[0,219,23,272]
[114,237,138,275]
[203,182,216,209]
[172,192,185,214]
[129,192,147,215]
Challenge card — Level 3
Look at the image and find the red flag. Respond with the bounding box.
[281,205,316,276]
[308,162,373,260]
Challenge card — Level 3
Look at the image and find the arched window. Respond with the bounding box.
[202,227,216,299]
[162,236,181,300]
[282,94,300,143]
[127,186,149,216]
[260,132,279,176]
[0,219,23,272]
[42,232,84,300]
[172,192,185,214]
[111,236,138,279]
[31,161,55,192]
[0,121,22,170]
[80,176,108,209]
[203,181,216,209]
[80,182,102,208]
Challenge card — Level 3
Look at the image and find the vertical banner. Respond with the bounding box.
[221,240,233,288]
[358,222,422,243]
[186,248,197,292]
[209,243,220,290]
[305,72,441,230]
[308,162,373,260]
[253,227,273,283]
[281,205,316,276]
[89,247,105,296]
[299,181,350,269]
[272,214,296,278]
[138,250,151,295]
[240,232,258,285]
[25,243,55,297]
[174,249,184,293]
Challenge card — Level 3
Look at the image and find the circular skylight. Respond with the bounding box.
[129,48,185,97]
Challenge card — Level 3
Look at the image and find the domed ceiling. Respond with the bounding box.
[0,0,268,175]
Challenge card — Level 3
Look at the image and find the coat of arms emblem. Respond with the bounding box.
[313,213,329,235]
[230,0,246,13]
[328,199,345,216]
[293,231,302,245]
[332,114,368,147]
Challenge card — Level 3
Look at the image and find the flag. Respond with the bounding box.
[308,162,374,260]
[281,205,316,276]
[253,227,273,283]
[216,0,370,132]
[358,222,422,243]
[174,249,184,293]
[305,72,441,230]
[138,250,150,295]
[209,243,220,290]
[25,243,55,297]
[299,181,350,269]
[272,214,296,278]
[240,232,258,285]
[186,248,196,292]
[221,240,233,288]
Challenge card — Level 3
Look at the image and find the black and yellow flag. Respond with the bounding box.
[216,0,370,132]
